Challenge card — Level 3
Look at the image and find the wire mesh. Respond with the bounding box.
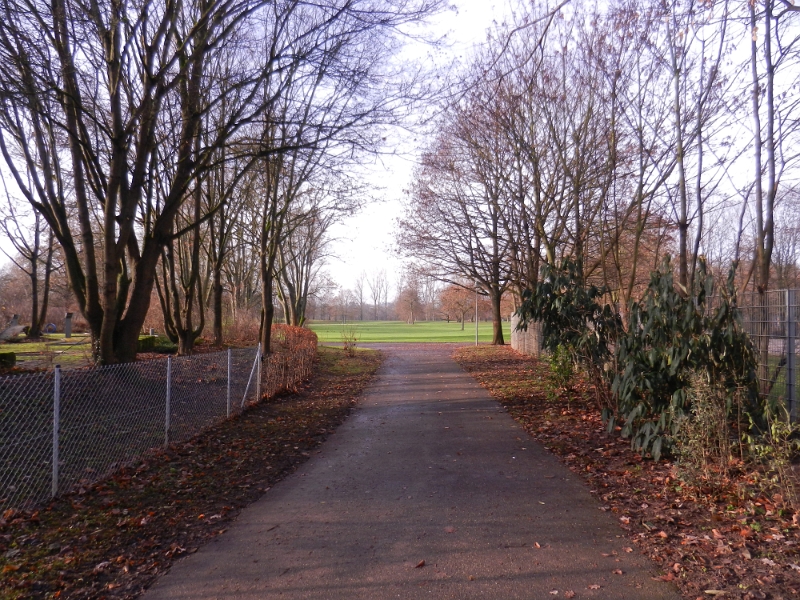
[59,360,166,497]
[170,353,227,444]
[230,348,258,416]
[0,327,317,511]
[0,371,54,510]
[735,290,799,417]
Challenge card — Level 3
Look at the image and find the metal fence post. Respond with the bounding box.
[165,356,172,447]
[52,365,61,497]
[788,289,796,421]
[256,343,262,403]
[227,348,232,418]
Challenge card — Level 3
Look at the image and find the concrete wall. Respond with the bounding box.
[510,314,543,357]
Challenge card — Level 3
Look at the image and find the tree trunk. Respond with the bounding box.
[490,286,504,345]
[260,273,275,354]
[212,266,224,346]
[30,210,42,338]
[35,231,55,336]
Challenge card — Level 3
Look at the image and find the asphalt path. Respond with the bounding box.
[141,344,680,599]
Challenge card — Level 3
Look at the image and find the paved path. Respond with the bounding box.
[142,344,680,599]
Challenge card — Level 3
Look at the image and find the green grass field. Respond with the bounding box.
[307,320,512,343]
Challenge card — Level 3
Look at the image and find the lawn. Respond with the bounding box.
[0,333,93,370]
[307,319,512,343]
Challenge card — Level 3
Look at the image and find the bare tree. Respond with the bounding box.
[368,269,388,320]
[747,0,800,295]
[0,0,281,363]
[398,81,513,344]
[353,271,367,321]
[275,204,334,326]
[439,283,473,330]
[396,271,421,324]
[0,199,56,337]
[254,0,443,353]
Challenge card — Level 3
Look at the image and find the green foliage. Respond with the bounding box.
[516,259,622,409]
[137,336,157,353]
[0,352,16,368]
[549,344,574,391]
[612,257,758,460]
[517,260,620,365]
[516,256,758,463]
[548,344,575,408]
[138,336,178,354]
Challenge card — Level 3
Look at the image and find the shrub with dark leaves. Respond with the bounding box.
[612,257,758,460]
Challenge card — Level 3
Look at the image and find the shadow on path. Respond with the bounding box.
[142,344,680,599]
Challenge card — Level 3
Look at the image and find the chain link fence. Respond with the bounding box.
[0,327,317,511]
[734,290,798,419]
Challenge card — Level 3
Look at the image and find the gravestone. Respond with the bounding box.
[0,315,26,341]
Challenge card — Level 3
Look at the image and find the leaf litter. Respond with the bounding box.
[454,345,800,600]
[0,346,383,599]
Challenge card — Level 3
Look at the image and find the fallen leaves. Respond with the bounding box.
[0,347,384,600]
[453,345,800,600]
[415,560,426,568]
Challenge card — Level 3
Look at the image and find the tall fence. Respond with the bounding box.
[0,330,316,511]
[510,290,800,419]
[733,290,798,420]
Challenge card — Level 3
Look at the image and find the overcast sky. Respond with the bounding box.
[322,0,514,294]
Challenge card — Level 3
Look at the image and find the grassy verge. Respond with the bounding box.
[0,346,383,600]
[0,335,93,371]
[308,319,511,343]
[454,345,800,600]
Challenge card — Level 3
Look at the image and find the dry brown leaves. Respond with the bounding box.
[0,346,383,600]
[454,345,800,600]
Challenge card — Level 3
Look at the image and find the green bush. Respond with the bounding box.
[153,337,178,354]
[549,344,574,390]
[0,352,16,368]
[612,257,758,460]
[516,259,621,410]
[137,336,177,354]
[517,256,758,462]
[137,336,157,353]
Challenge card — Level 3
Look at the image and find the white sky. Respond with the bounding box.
[0,0,514,294]
[323,0,515,294]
